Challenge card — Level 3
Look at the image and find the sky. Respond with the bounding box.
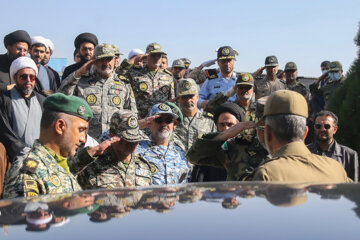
[1,0,359,77]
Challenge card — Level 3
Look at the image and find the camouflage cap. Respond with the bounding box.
[43,93,93,121]
[146,42,165,54]
[112,44,123,56]
[94,43,115,59]
[284,62,297,71]
[172,59,185,68]
[256,90,308,126]
[265,56,278,67]
[150,103,179,119]
[236,73,254,86]
[180,58,191,69]
[329,61,342,71]
[217,46,236,60]
[177,78,198,96]
[110,110,148,142]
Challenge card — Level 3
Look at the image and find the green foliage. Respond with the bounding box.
[327,23,360,155]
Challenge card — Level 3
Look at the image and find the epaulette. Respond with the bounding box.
[21,158,39,174]
[203,112,214,119]
[133,65,142,70]
[205,69,218,80]
[280,79,286,84]
[163,69,173,76]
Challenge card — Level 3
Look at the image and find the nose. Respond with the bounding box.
[79,134,86,143]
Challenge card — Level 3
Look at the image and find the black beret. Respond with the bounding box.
[74,32,98,49]
[213,102,244,124]
[4,30,31,48]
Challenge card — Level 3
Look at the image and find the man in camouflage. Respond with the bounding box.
[112,44,123,69]
[3,93,115,198]
[320,61,344,107]
[284,62,309,99]
[174,78,216,152]
[126,43,175,119]
[253,55,286,100]
[77,110,152,189]
[59,43,137,139]
[187,97,269,181]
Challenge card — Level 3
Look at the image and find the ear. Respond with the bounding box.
[54,119,67,135]
[62,201,71,209]
[333,125,338,134]
[173,120,178,130]
[303,126,309,140]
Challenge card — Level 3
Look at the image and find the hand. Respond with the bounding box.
[6,84,16,91]
[201,100,209,110]
[235,121,255,131]
[254,66,266,76]
[88,136,120,157]
[138,115,160,129]
[201,59,217,68]
[169,96,179,103]
[224,87,236,97]
[74,59,96,78]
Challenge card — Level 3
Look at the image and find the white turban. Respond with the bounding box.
[31,36,48,47]
[44,38,55,53]
[10,56,38,82]
[128,48,144,60]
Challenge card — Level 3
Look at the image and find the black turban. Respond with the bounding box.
[213,102,244,124]
[74,32,98,49]
[4,30,31,48]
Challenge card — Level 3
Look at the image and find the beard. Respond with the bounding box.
[316,132,331,143]
[180,102,195,113]
[153,126,173,142]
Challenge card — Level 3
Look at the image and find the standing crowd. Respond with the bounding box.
[0,30,357,199]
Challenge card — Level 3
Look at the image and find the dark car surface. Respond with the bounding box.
[0,182,359,239]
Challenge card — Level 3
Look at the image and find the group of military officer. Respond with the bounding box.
[0,30,355,199]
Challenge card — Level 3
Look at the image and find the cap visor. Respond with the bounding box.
[120,129,149,142]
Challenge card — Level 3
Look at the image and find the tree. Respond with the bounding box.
[327,22,360,155]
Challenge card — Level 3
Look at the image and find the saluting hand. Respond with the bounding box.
[88,136,120,157]
[74,59,96,78]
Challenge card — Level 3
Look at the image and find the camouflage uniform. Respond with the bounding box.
[126,66,175,119]
[187,133,268,181]
[254,76,286,100]
[3,140,83,198]
[77,148,152,189]
[59,72,137,139]
[174,110,216,152]
[287,82,309,99]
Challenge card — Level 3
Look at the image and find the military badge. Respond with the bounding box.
[112,96,121,105]
[22,159,39,174]
[136,168,151,178]
[102,45,109,53]
[139,82,148,91]
[222,48,230,56]
[78,105,86,115]
[49,175,61,187]
[242,74,250,81]
[150,163,159,175]
[153,43,161,50]
[161,86,169,94]
[182,81,191,90]
[158,103,169,111]
[130,89,135,98]
[127,116,138,129]
[24,179,39,192]
[25,191,38,197]
[171,81,175,89]
[86,94,97,104]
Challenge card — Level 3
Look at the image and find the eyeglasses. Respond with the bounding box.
[19,74,36,81]
[154,117,174,124]
[315,123,331,130]
[236,85,252,91]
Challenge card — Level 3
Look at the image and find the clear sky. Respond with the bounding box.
[1,0,359,77]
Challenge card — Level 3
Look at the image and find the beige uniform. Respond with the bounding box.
[251,141,352,183]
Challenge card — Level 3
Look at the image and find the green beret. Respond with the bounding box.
[43,93,93,121]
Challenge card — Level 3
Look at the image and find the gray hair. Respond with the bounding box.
[265,114,306,143]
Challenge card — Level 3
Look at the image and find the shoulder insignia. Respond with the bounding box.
[150,163,159,175]
[24,179,39,192]
[205,69,218,80]
[203,112,214,119]
[22,158,39,174]
[25,191,39,198]
[163,69,173,75]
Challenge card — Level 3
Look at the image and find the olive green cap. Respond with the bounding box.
[110,110,148,142]
[94,43,115,59]
[284,62,297,71]
[329,61,342,71]
[146,42,165,54]
[180,58,191,69]
[172,59,185,68]
[236,73,254,86]
[112,44,123,56]
[265,56,278,67]
[177,78,198,96]
[43,93,93,121]
[256,90,308,127]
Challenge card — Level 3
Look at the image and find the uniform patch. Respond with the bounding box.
[130,89,135,98]
[112,96,121,105]
[161,86,169,94]
[242,74,250,81]
[24,180,39,192]
[128,116,138,129]
[150,163,159,175]
[136,168,151,178]
[158,103,169,111]
[171,81,175,89]
[78,105,86,115]
[22,159,39,173]
[86,94,97,104]
[139,82,148,91]
[49,175,61,187]
[182,81,191,90]
[25,191,38,197]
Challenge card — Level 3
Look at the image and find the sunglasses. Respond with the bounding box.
[236,85,252,91]
[19,74,36,81]
[315,123,331,130]
[154,116,174,124]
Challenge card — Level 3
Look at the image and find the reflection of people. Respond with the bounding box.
[24,202,52,232]
[251,90,352,182]
[265,185,308,207]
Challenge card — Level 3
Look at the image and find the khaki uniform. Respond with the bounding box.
[174,110,216,152]
[77,148,152,189]
[126,66,176,118]
[254,77,286,100]
[287,82,309,100]
[251,141,352,182]
[187,133,268,181]
[59,72,137,139]
[3,140,84,198]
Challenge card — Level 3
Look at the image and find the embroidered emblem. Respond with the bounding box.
[86,94,97,104]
